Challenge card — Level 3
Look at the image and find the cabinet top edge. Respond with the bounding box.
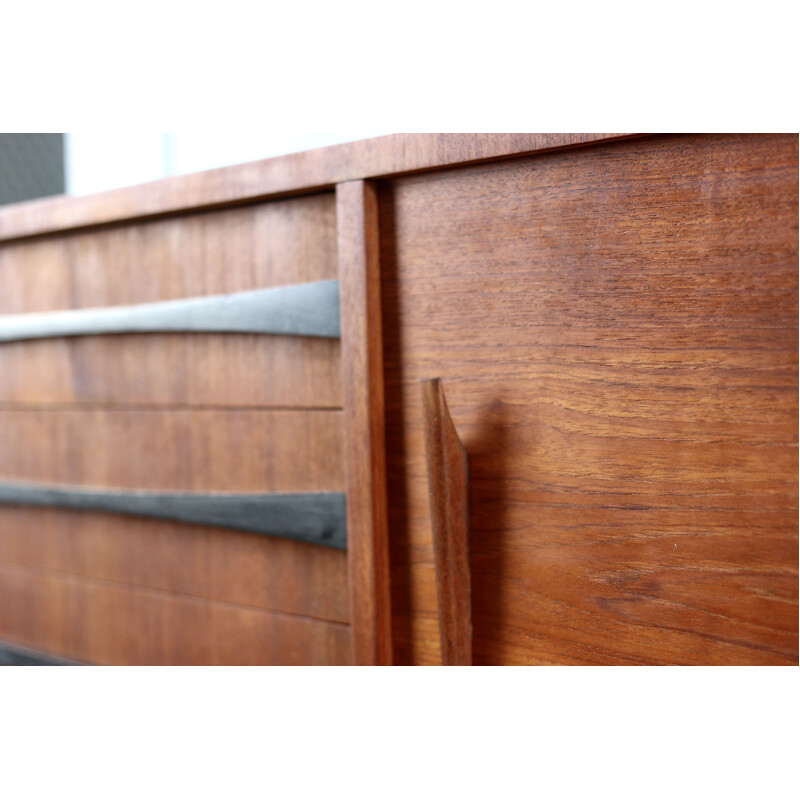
[0,133,638,243]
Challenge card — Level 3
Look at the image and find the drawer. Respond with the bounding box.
[0,192,341,408]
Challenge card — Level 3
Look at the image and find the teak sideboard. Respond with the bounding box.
[0,133,796,666]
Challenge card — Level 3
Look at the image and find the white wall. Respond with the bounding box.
[65,132,391,196]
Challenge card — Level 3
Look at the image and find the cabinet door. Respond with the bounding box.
[381,133,798,665]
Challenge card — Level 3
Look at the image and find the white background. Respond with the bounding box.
[65,131,392,195]
[1,0,797,798]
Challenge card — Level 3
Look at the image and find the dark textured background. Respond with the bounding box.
[0,133,65,206]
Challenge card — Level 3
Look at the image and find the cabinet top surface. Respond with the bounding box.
[0,133,632,243]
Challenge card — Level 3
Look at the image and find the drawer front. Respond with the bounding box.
[381,133,798,665]
[0,193,341,408]
[0,192,351,665]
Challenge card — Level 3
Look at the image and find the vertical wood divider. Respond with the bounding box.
[337,180,393,665]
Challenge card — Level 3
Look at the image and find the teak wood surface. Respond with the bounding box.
[0,562,350,666]
[381,133,798,665]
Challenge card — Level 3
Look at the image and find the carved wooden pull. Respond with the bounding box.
[422,378,472,666]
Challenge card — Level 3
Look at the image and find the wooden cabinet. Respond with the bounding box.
[0,133,796,665]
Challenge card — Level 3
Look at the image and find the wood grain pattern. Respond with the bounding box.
[0,562,351,665]
[0,409,349,623]
[338,181,393,665]
[0,408,344,490]
[0,134,634,242]
[380,133,798,665]
[422,379,472,665]
[0,508,349,625]
[0,193,341,408]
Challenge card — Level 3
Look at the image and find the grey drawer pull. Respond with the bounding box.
[0,481,347,549]
[0,640,83,666]
[0,279,340,342]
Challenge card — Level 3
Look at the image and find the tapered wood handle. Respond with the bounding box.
[422,378,472,666]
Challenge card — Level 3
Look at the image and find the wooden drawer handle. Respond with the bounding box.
[0,279,340,342]
[422,378,472,665]
[0,481,347,549]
